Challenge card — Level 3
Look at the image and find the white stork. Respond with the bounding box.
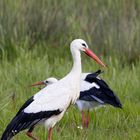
[1,39,106,140]
[31,70,122,128]
[76,70,122,127]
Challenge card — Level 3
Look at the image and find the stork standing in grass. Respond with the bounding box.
[1,39,106,140]
[31,70,122,128]
[76,70,122,127]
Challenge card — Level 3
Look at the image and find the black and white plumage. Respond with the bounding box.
[1,39,106,140]
[76,70,122,127]
[1,96,61,140]
[76,70,122,110]
[31,70,122,128]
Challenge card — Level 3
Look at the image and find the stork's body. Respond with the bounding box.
[1,39,106,140]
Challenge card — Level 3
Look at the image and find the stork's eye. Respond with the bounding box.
[44,80,48,84]
[82,43,86,47]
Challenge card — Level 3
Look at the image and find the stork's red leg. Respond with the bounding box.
[48,127,53,140]
[56,126,61,133]
[26,132,38,140]
[86,110,90,128]
[26,126,38,140]
[82,111,86,127]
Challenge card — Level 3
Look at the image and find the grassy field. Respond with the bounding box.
[0,0,140,62]
[0,47,140,140]
[0,0,140,139]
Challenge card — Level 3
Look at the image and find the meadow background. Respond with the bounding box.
[0,0,140,139]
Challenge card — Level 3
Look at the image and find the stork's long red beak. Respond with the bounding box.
[84,48,106,67]
[30,81,45,87]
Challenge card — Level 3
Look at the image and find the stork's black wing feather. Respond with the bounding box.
[16,96,34,116]
[1,97,61,140]
[85,70,102,80]
[80,70,122,108]
[85,70,109,88]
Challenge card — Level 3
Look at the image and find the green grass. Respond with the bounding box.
[0,47,140,140]
[0,0,140,139]
[0,0,140,62]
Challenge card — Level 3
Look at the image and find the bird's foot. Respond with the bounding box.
[26,132,38,140]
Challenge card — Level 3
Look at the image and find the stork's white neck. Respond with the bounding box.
[70,47,81,76]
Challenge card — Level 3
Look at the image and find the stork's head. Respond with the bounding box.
[70,39,106,67]
[70,39,89,52]
[31,77,58,87]
[43,77,58,85]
